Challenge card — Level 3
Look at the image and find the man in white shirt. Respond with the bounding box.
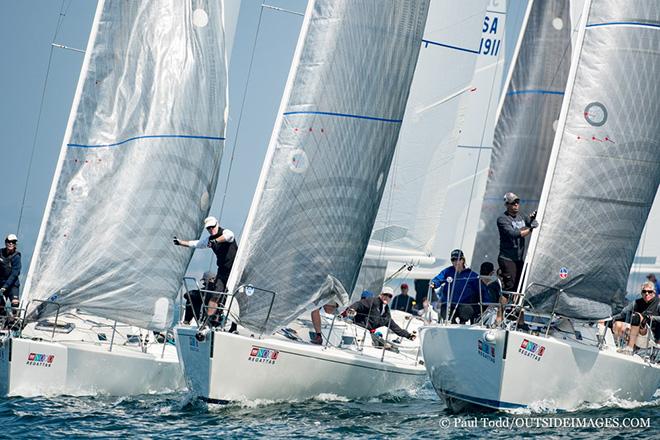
[174,216,237,292]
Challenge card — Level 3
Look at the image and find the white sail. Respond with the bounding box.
[471,0,573,268]
[524,0,660,319]
[426,0,509,272]
[227,0,430,335]
[23,0,228,331]
[363,0,488,282]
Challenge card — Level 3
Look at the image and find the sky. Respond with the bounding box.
[1,0,656,293]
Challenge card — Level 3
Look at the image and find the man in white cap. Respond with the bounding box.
[0,234,21,319]
[497,192,538,292]
[345,286,416,341]
[173,217,237,293]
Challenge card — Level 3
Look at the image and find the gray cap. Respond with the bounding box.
[503,192,520,204]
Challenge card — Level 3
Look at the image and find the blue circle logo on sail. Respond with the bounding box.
[559,267,568,279]
[584,102,607,127]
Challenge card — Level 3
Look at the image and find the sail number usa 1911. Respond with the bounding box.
[479,14,502,57]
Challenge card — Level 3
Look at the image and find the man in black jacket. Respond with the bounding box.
[497,192,538,292]
[347,286,416,341]
[0,234,21,319]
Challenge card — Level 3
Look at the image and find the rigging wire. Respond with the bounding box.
[16,0,74,237]
[207,2,282,274]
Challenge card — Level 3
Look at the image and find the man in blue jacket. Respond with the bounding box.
[430,249,481,323]
[0,234,21,319]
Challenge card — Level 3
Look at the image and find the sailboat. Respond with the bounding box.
[175,0,432,403]
[0,0,228,396]
[421,0,660,411]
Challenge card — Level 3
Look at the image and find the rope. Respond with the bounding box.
[17,0,74,237]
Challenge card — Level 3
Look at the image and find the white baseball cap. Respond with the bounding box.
[381,286,394,296]
[5,234,18,242]
[203,216,218,229]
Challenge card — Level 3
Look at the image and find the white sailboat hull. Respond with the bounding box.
[0,336,182,397]
[0,313,183,397]
[175,326,426,403]
[420,325,660,411]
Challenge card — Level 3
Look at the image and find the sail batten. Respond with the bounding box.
[228,0,430,335]
[23,1,228,331]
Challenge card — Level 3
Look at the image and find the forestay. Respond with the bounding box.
[471,0,573,269]
[364,0,488,281]
[23,0,228,330]
[228,0,430,335]
[524,0,660,319]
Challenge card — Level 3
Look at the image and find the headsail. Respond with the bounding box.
[524,0,660,319]
[23,0,228,330]
[363,0,488,282]
[228,0,430,335]
[471,0,573,268]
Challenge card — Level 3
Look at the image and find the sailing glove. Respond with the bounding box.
[173,236,181,246]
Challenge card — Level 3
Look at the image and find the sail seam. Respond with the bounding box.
[67,134,225,148]
[586,21,660,29]
[506,89,565,96]
[282,111,402,123]
[421,39,479,54]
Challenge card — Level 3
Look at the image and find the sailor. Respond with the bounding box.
[611,281,659,354]
[346,286,416,341]
[0,234,21,319]
[183,271,216,325]
[390,282,415,313]
[417,298,438,325]
[646,274,660,298]
[496,192,538,292]
[310,301,338,345]
[174,216,237,293]
[430,249,481,323]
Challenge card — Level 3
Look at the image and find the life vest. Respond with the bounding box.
[0,249,18,281]
[209,228,238,274]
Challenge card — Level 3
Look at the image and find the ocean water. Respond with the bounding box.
[3,383,658,439]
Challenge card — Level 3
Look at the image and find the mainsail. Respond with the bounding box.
[23,0,228,330]
[363,0,488,282]
[524,0,660,319]
[228,0,430,335]
[471,0,573,268]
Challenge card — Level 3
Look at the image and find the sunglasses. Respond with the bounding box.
[507,200,520,205]
[206,225,217,230]
[642,290,655,295]
[381,293,393,298]
[5,240,17,245]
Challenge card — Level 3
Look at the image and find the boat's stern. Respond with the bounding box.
[174,325,212,399]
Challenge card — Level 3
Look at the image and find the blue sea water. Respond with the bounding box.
[2,383,658,439]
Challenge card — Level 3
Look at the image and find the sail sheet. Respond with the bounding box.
[471,0,573,269]
[525,0,660,319]
[228,0,430,335]
[23,0,228,330]
[364,0,488,277]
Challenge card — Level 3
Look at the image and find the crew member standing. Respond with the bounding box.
[497,192,538,292]
[0,234,21,318]
[174,216,237,292]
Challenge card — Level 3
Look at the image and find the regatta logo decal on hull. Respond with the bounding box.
[477,339,496,363]
[26,352,55,367]
[248,346,279,365]
[519,339,545,361]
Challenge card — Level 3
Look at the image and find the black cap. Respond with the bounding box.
[450,249,464,260]
[480,262,495,276]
